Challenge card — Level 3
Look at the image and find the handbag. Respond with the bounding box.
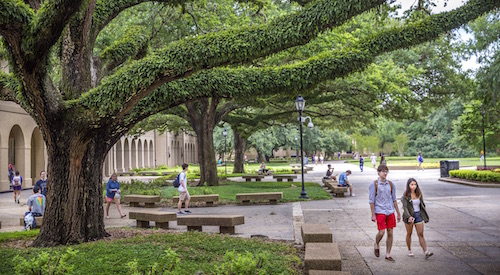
[114,193,120,199]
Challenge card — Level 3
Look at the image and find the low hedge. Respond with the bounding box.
[449,170,500,183]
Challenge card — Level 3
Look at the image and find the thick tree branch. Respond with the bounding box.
[0,71,19,102]
[121,0,500,130]
[78,0,386,117]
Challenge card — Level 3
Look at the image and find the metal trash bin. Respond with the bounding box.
[440,160,459,177]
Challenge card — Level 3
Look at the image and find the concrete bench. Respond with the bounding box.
[273,175,297,182]
[256,170,274,175]
[176,215,244,234]
[290,163,301,168]
[305,243,342,272]
[301,224,332,244]
[304,166,314,171]
[236,192,283,205]
[161,171,175,176]
[19,216,43,226]
[129,211,177,229]
[123,195,161,207]
[117,171,136,176]
[172,194,219,207]
[322,179,347,197]
[291,168,307,174]
[242,175,265,182]
[139,171,160,176]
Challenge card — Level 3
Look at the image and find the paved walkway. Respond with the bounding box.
[1,161,499,274]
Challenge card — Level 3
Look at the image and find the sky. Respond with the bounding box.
[393,0,480,71]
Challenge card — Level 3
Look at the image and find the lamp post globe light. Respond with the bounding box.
[223,128,228,176]
[295,95,308,199]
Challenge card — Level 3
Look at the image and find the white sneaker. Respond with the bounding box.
[351,194,356,197]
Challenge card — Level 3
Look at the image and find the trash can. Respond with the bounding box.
[440,160,460,177]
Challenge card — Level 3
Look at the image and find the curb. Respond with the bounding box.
[438,177,500,188]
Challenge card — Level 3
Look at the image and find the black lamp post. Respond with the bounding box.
[295,95,308,199]
[295,135,298,164]
[223,128,227,176]
[481,106,487,169]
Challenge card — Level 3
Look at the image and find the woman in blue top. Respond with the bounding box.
[105,173,126,219]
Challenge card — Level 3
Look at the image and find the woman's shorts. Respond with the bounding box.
[413,211,424,224]
[106,196,114,203]
[13,185,22,191]
[179,192,190,201]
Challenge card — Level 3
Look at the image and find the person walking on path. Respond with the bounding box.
[359,155,364,172]
[34,170,48,197]
[338,170,354,197]
[12,170,23,204]
[369,164,401,262]
[177,163,192,215]
[8,163,14,189]
[417,152,424,171]
[370,153,377,168]
[105,173,126,219]
[380,155,387,165]
[401,178,433,259]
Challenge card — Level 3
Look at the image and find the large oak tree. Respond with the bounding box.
[1,0,498,246]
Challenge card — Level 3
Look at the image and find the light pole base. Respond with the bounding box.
[299,191,309,199]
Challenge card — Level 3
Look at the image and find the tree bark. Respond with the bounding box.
[186,99,219,186]
[233,130,246,173]
[33,134,109,246]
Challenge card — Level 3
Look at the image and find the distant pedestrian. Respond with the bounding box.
[34,170,48,197]
[8,164,14,189]
[359,156,364,172]
[319,155,324,164]
[177,163,191,215]
[401,178,433,259]
[369,164,401,262]
[370,153,377,168]
[338,152,341,160]
[338,170,354,197]
[380,155,387,165]
[417,152,424,171]
[480,150,484,161]
[105,173,126,219]
[12,170,23,204]
[23,186,46,230]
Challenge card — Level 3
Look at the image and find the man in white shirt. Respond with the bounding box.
[177,163,191,215]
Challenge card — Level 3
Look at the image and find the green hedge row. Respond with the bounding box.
[449,170,500,183]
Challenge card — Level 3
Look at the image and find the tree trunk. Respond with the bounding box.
[233,130,246,173]
[33,135,108,246]
[186,99,219,186]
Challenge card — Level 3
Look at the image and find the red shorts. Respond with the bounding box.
[376,213,396,231]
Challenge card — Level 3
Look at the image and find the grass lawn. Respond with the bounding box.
[161,180,331,203]
[0,229,301,274]
[347,157,500,168]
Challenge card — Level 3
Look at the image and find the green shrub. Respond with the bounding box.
[13,248,78,275]
[216,250,267,275]
[449,170,500,182]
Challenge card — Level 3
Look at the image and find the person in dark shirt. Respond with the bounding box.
[34,170,48,197]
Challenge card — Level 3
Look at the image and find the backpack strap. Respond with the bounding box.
[375,180,393,196]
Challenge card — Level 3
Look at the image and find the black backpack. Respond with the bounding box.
[173,173,181,188]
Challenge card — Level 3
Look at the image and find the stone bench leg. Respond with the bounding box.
[256,178,261,181]
[206,201,214,206]
[335,192,345,197]
[241,200,250,205]
[130,202,140,207]
[187,225,202,231]
[145,202,155,208]
[287,179,293,182]
[136,220,150,228]
[270,199,278,205]
[155,222,169,229]
[245,178,251,182]
[277,179,283,182]
[220,226,235,234]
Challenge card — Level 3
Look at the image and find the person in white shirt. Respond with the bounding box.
[370,153,377,169]
[177,163,191,215]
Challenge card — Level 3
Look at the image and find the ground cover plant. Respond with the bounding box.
[0,230,301,274]
[449,170,500,183]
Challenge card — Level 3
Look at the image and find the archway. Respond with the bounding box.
[116,140,123,172]
[131,139,137,169]
[138,140,143,168]
[124,139,130,171]
[149,140,154,168]
[8,125,26,183]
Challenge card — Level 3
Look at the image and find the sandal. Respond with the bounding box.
[408,251,414,257]
[374,246,380,257]
[121,214,127,218]
[425,252,433,259]
[385,256,395,262]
